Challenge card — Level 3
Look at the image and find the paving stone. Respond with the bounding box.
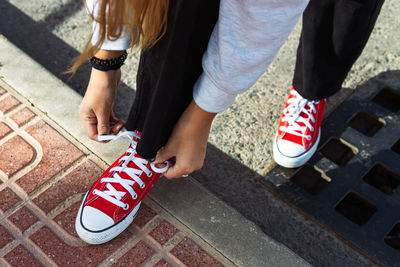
[0,94,20,113]
[0,135,34,176]
[0,122,12,139]
[133,203,157,228]
[8,207,38,232]
[154,259,172,267]
[170,237,224,267]
[9,107,36,126]
[0,225,13,249]
[16,121,83,193]
[112,241,154,267]
[33,160,102,214]
[54,201,83,238]
[149,220,179,246]
[0,187,21,211]
[0,87,6,95]
[4,245,42,267]
[31,226,133,266]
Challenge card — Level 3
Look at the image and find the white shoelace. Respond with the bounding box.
[279,90,319,140]
[94,131,169,209]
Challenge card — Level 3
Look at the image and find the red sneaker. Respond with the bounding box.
[273,87,326,168]
[75,131,168,244]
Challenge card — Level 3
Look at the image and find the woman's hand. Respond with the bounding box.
[79,67,125,141]
[154,100,217,179]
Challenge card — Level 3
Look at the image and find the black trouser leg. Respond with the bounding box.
[125,0,220,159]
[293,0,384,100]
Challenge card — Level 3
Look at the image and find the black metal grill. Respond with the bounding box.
[263,74,400,266]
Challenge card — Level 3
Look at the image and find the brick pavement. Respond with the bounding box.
[0,85,231,266]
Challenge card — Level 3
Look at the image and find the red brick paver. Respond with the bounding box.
[0,135,34,176]
[9,107,36,126]
[155,259,173,267]
[33,160,102,214]
[0,188,21,212]
[0,85,228,266]
[171,238,225,267]
[0,225,13,249]
[0,94,20,113]
[16,121,84,193]
[132,203,157,228]
[4,245,42,267]
[9,207,38,232]
[149,220,179,246]
[0,122,11,138]
[113,241,155,266]
[0,86,6,95]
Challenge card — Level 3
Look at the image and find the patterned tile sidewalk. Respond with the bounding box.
[0,85,233,266]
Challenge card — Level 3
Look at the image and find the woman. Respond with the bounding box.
[73,0,308,244]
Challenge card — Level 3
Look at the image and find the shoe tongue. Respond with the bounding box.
[125,152,146,171]
[283,113,309,140]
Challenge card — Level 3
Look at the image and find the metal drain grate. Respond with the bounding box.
[372,86,400,112]
[385,223,400,251]
[363,163,400,195]
[290,164,329,195]
[335,191,378,226]
[347,110,385,137]
[263,76,400,265]
[319,137,357,166]
[392,138,400,155]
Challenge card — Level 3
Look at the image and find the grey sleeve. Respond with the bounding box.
[193,0,309,113]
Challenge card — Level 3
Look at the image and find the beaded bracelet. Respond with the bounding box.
[89,50,128,71]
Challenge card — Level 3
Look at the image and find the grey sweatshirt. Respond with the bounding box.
[86,0,309,113]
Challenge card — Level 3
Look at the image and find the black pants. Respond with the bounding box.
[125,0,220,159]
[293,0,384,100]
[126,0,384,159]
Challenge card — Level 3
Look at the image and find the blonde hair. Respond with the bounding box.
[69,0,169,73]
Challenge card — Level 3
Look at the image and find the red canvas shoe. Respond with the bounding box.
[75,131,168,244]
[273,87,326,168]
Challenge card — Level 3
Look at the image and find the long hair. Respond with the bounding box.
[69,0,169,73]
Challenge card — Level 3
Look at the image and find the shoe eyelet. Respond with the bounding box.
[92,189,97,194]
[147,171,153,177]
[133,194,137,200]
[307,136,312,140]
[123,204,129,210]
[140,183,145,189]
[310,127,314,132]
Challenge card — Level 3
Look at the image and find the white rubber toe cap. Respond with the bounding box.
[81,206,114,231]
[276,139,305,157]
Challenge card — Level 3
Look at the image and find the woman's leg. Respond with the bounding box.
[293,0,385,100]
[273,0,385,168]
[125,0,220,160]
[75,0,220,245]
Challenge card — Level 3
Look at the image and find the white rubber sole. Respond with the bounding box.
[273,130,321,168]
[75,192,141,245]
